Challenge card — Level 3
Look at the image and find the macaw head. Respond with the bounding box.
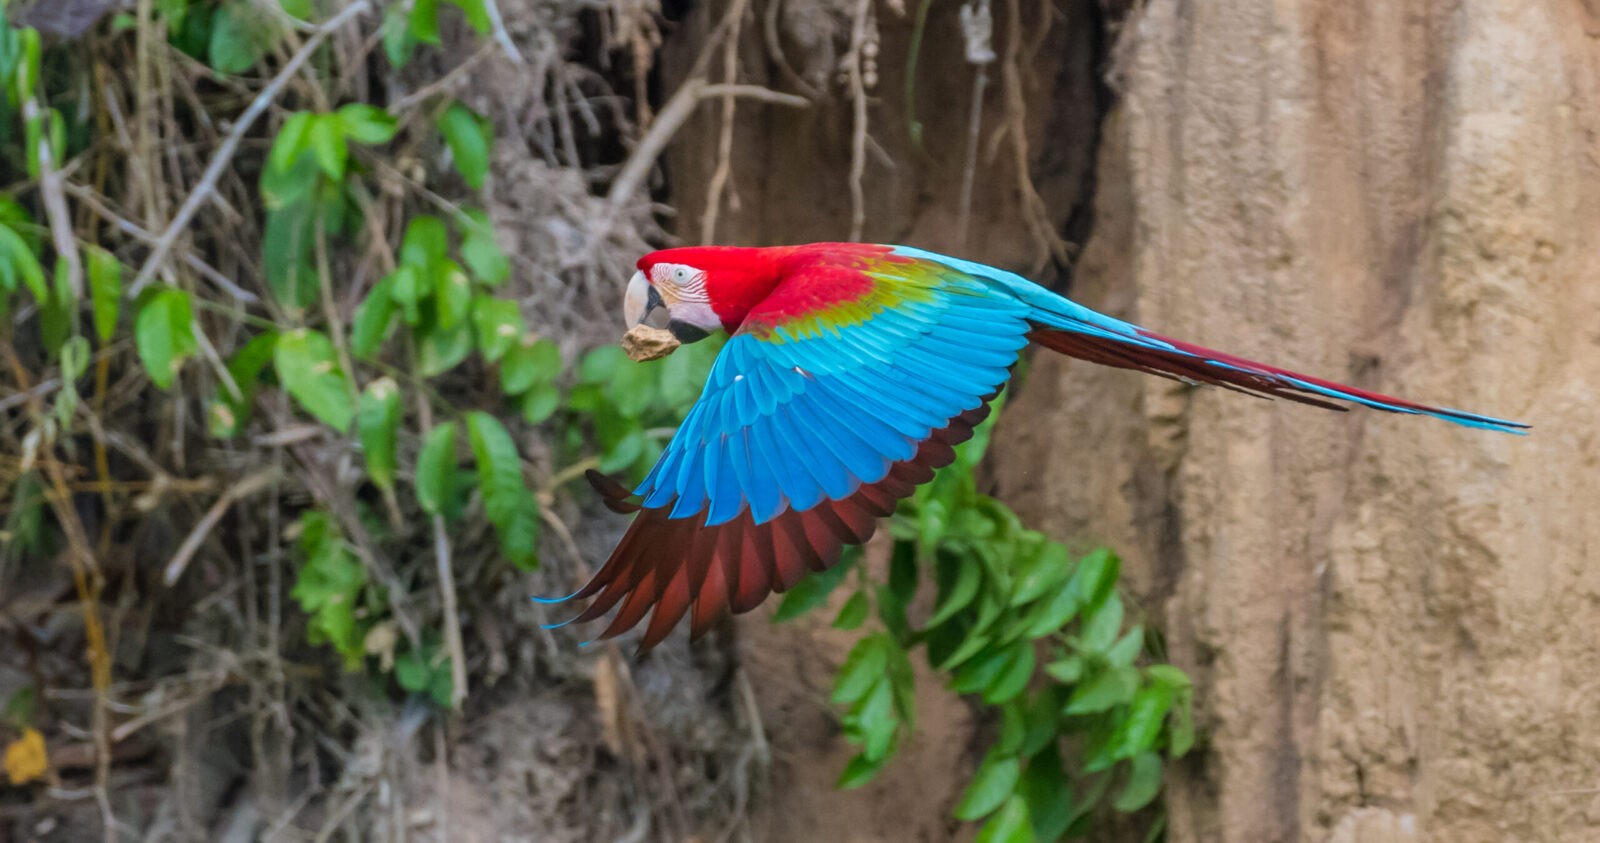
[625,247,784,342]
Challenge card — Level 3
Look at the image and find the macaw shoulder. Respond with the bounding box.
[742,243,996,333]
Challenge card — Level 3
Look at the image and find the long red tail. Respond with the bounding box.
[1027,325,1528,433]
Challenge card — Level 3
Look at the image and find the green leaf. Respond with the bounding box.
[262,202,318,307]
[1145,665,1193,691]
[598,426,644,473]
[579,344,626,383]
[518,382,560,424]
[3,685,38,729]
[383,3,418,66]
[416,319,473,377]
[437,102,491,189]
[261,151,321,210]
[0,224,47,303]
[357,378,402,491]
[1107,625,1144,668]
[460,209,510,284]
[209,0,277,74]
[471,296,523,363]
[466,412,540,569]
[409,0,442,43]
[434,261,472,328]
[416,422,457,517]
[280,0,314,19]
[1109,681,1175,761]
[290,511,369,670]
[832,635,888,705]
[59,336,90,384]
[832,590,870,630]
[955,755,1022,821]
[1071,547,1120,610]
[12,28,40,104]
[446,0,492,34]
[273,329,355,431]
[210,331,279,438]
[395,648,431,692]
[86,247,121,344]
[836,753,889,790]
[844,675,896,761]
[269,112,315,175]
[938,625,996,673]
[1045,655,1082,684]
[1022,579,1081,639]
[401,215,448,269]
[309,114,348,180]
[854,679,897,761]
[997,701,1028,756]
[337,104,399,145]
[982,642,1036,705]
[888,540,918,601]
[1064,665,1140,715]
[885,637,917,727]
[1020,745,1073,841]
[1111,752,1164,813]
[957,391,1006,469]
[351,276,398,358]
[1018,690,1064,758]
[1079,592,1125,653]
[952,643,1018,695]
[928,554,982,628]
[500,337,560,394]
[135,288,199,390]
[386,265,424,325]
[1009,539,1070,607]
[976,795,1036,843]
[39,261,73,353]
[1168,692,1196,758]
[772,556,855,622]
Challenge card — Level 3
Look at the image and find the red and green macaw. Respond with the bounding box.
[544,243,1526,649]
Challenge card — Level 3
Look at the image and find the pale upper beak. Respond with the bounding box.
[623,271,663,327]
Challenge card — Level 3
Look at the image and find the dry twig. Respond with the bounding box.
[162,468,284,586]
[845,0,872,241]
[700,0,751,243]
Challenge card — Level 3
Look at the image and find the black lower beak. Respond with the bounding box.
[668,320,710,343]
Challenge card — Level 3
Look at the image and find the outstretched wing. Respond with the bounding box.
[552,248,1029,649]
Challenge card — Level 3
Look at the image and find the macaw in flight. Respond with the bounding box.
[542,243,1526,650]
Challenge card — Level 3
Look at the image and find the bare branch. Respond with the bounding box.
[163,469,283,586]
[606,81,808,212]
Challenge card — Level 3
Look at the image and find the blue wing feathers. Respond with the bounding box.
[774,407,857,499]
[633,250,1038,525]
[751,415,820,514]
[808,379,918,462]
[669,441,708,518]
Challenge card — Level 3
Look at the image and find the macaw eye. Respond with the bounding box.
[673,267,688,282]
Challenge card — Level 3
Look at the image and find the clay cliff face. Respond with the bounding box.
[995,2,1600,841]
[662,0,1600,840]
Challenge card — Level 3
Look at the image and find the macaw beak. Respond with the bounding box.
[624,271,664,327]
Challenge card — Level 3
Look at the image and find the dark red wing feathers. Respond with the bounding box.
[570,402,992,652]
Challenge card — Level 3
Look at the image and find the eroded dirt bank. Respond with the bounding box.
[992,3,1600,841]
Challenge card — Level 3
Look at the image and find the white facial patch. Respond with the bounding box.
[650,263,720,332]
[651,262,709,304]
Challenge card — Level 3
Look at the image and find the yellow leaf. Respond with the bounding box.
[4,728,48,785]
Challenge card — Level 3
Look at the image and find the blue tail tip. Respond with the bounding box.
[530,589,581,605]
